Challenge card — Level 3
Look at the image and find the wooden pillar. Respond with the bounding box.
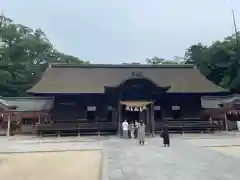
[151,103,155,137]
[146,107,150,135]
[224,113,228,131]
[113,107,117,134]
[38,115,41,124]
[17,115,21,134]
[117,103,122,136]
[44,116,48,124]
[7,112,11,136]
[112,108,115,122]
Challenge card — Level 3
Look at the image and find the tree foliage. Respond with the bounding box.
[146,56,185,65]
[147,34,240,92]
[0,14,88,96]
[184,34,240,92]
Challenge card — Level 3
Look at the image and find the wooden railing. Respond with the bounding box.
[155,118,224,133]
[36,121,118,136]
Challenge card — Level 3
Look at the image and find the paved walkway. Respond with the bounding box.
[1,135,240,180]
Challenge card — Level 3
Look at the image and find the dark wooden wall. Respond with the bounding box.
[51,93,203,122]
[52,94,116,122]
[154,94,202,120]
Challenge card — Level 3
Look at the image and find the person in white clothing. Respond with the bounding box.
[237,120,240,131]
[122,120,129,139]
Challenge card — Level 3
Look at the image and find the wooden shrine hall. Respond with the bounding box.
[24,63,232,136]
[0,97,53,136]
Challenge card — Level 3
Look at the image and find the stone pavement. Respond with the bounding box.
[1,134,240,180]
[102,136,240,180]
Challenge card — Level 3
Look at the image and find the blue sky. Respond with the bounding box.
[1,0,240,64]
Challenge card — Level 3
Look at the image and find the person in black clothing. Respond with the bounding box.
[161,124,170,147]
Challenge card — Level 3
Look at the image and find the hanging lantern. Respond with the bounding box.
[125,106,130,111]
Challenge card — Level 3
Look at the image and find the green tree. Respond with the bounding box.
[185,33,240,91]
[0,14,88,96]
[146,57,165,64]
[146,56,184,65]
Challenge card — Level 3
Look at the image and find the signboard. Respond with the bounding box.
[131,71,143,77]
[154,106,161,110]
[107,106,113,111]
[87,106,96,111]
[172,105,180,110]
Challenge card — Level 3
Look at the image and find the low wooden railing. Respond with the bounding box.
[155,118,224,133]
[36,121,118,136]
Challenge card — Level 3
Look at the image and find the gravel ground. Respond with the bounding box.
[0,150,101,180]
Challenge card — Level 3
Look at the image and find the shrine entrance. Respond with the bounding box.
[118,100,154,136]
[116,77,169,136]
[120,101,151,125]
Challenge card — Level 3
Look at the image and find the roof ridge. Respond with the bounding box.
[49,63,195,68]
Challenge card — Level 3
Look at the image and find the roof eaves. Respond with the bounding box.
[0,99,18,110]
[2,97,53,100]
[50,63,195,69]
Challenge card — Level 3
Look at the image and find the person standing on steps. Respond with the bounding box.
[122,120,129,139]
[138,120,145,145]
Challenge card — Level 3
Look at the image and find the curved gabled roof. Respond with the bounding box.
[0,97,53,112]
[201,94,240,109]
[28,64,227,94]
